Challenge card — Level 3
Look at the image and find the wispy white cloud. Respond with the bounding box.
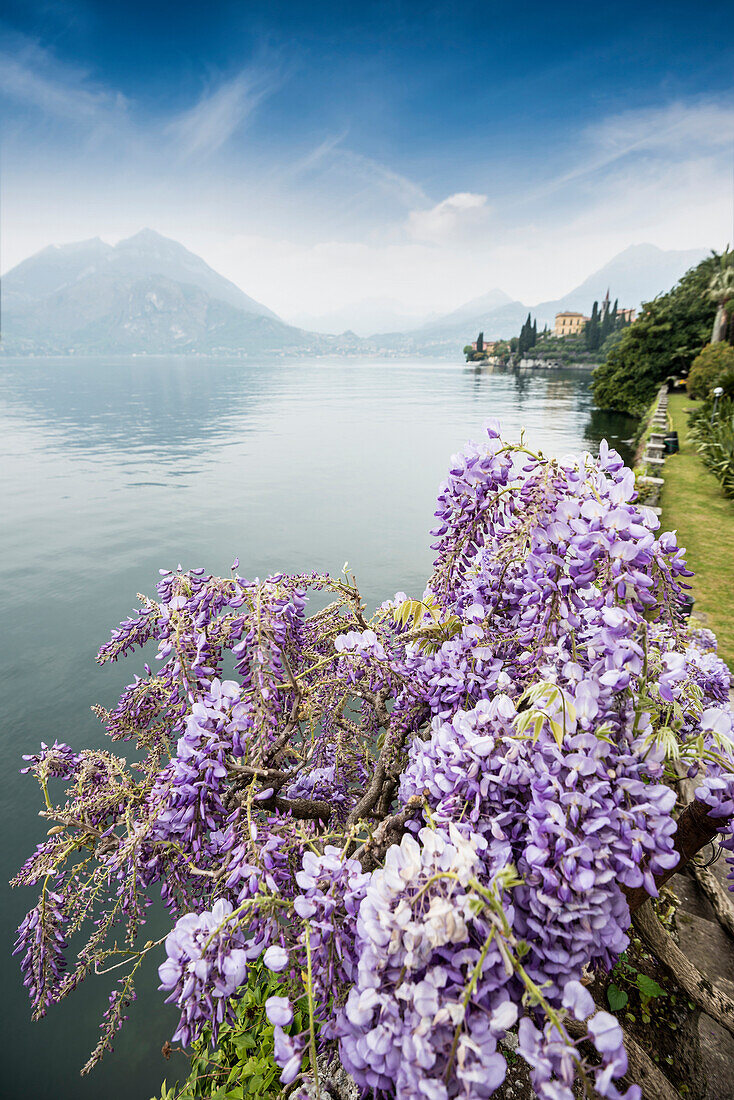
[336,150,429,209]
[592,100,734,157]
[199,114,730,316]
[166,70,280,160]
[407,192,490,244]
[0,38,127,124]
[267,147,431,238]
[1,37,731,318]
[0,30,280,164]
[287,130,350,177]
[520,99,734,205]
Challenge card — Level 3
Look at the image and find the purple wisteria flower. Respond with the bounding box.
[12,422,734,1097]
[158,899,257,1045]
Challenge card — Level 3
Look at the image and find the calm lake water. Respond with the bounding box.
[0,356,635,1100]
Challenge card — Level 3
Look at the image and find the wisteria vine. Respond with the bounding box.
[13,423,734,1098]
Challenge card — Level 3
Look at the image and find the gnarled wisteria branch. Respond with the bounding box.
[12,423,734,1100]
[564,1013,681,1100]
[632,902,734,1037]
[623,795,730,913]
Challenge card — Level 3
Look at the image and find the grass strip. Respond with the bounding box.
[660,393,734,670]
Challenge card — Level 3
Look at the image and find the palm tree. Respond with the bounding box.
[708,248,734,343]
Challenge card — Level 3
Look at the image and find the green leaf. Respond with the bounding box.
[234,1035,256,1055]
[607,984,629,1011]
[636,974,666,999]
[548,717,564,747]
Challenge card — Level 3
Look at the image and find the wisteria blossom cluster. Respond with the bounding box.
[13,423,734,1098]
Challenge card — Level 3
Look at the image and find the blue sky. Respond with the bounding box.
[2,0,733,317]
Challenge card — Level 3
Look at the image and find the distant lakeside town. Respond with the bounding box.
[464,290,636,369]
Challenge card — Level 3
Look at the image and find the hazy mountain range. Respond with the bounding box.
[0,230,358,357]
[289,297,440,337]
[0,231,709,357]
[368,244,709,354]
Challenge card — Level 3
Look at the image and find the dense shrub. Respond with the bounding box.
[688,396,734,496]
[593,254,719,417]
[598,328,625,361]
[687,343,734,400]
[155,961,299,1099]
[528,334,597,363]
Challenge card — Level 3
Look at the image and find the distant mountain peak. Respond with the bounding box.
[373,242,712,352]
[106,229,279,319]
[530,242,710,319]
[122,227,168,243]
[436,287,514,326]
[116,228,189,255]
[611,242,696,260]
[1,228,286,350]
[40,236,112,256]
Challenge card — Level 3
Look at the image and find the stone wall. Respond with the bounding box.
[636,386,671,515]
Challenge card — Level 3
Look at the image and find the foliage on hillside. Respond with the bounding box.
[592,254,720,417]
[585,298,630,352]
[525,333,598,364]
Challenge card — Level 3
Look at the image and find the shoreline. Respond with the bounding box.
[467,355,600,371]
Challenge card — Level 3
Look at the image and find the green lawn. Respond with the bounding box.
[660,393,734,669]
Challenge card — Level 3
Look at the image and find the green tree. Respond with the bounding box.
[600,298,619,343]
[686,342,734,399]
[599,308,610,344]
[708,249,734,343]
[592,253,720,416]
[586,301,600,351]
[599,328,625,362]
[518,313,533,356]
[476,331,484,353]
[517,321,526,357]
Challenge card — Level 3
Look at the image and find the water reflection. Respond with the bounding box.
[583,406,637,463]
[0,357,276,457]
[0,357,635,466]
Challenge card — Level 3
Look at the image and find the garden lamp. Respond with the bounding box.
[711,385,724,425]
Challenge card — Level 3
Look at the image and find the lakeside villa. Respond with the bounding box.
[554,292,636,336]
[469,338,500,354]
[469,292,638,353]
[553,311,589,336]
